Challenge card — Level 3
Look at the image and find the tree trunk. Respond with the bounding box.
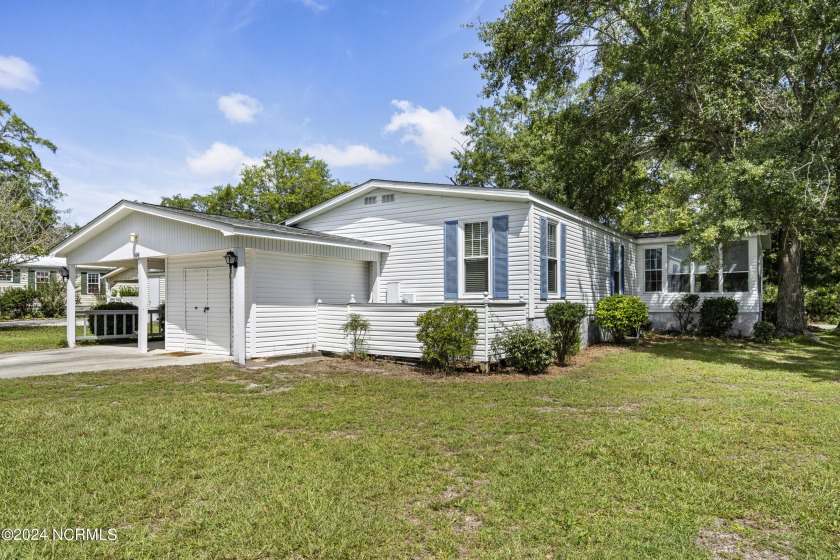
[775,230,808,336]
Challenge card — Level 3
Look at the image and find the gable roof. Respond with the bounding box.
[50,200,390,257]
[283,179,636,241]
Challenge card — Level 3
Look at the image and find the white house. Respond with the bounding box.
[0,256,111,308]
[50,180,767,363]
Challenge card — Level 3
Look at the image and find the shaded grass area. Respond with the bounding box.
[0,335,838,558]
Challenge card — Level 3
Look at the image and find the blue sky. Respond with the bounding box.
[1,0,507,224]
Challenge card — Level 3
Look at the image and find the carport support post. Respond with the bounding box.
[137,257,148,353]
[232,247,246,365]
[66,264,76,348]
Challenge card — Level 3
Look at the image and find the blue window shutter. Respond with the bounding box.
[540,217,548,300]
[609,241,615,296]
[492,215,509,299]
[560,223,567,298]
[444,221,458,299]
[619,243,625,294]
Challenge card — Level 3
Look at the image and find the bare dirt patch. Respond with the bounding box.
[696,518,793,560]
[274,343,631,383]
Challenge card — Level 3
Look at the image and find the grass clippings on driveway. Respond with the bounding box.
[0,334,838,558]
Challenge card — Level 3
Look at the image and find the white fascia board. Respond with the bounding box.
[528,197,636,243]
[50,201,238,256]
[230,228,390,252]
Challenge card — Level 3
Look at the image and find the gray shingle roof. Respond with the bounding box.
[137,202,388,249]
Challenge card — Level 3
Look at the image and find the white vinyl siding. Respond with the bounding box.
[531,204,636,320]
[297,189,530,303]
[251,251,369,358]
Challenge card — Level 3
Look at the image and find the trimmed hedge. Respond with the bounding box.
[594,295,648,342]
[491,326,554,374]
[545,301,587,365]
[698,297,740,337]
[752,321,775,343]
[416,305,478,370]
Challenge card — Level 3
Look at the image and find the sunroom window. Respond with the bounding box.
[667,245,691,293]
[722,241,749,292]
[644,248,662,292]
[464,222,488,293]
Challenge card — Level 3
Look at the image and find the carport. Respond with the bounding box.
[50,201,388,364]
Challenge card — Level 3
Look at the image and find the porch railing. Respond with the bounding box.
[76,309,164,341]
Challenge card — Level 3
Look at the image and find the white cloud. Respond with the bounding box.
[297,0,327,13]
[383,100,468,171]
[186,142,258,176]
[0,55,40,91]
[306,143,398,168]
[217,93,263,123]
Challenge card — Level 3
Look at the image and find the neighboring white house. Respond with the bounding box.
[0,256,112,308]
[50,180,767,364]
[104,266,166,308]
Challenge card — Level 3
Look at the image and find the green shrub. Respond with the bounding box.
[762,283,778,325]
[670,293,700,334]
[88,301,138,336]
[594,295,649,342]
[804,285,840,323]
[545,301,587,365]
[752,320,775,343]
[117,286,140,297]
[36,278,67,318]
[698,297,740,337]
[156,302,165,333]
[342,313,371,358]
[491,326,555,374]
[415,305,478,370]
[0,287,39,318]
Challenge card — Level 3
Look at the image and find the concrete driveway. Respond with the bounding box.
[0,342,231,379]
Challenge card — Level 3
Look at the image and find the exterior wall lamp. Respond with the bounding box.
[224,251,238,269]
[59,266,70,281]
[130,232,138,243]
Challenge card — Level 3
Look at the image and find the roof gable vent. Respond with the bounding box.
[364,196,377,205]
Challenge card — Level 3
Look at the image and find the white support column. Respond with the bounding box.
[369,256,381,303]
[66,264,76,348]
[137,257,148,353]
[232,247,246,365]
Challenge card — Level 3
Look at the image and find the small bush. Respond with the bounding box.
[752,321,775,343]
[545,301,587,365]
[762,283,778,324]
[342,313,371,358]
[670,293,700,334]
[415,305,478,370]
[0,287,39,318]
[698,297,740,337]
[594,295,648,342]
[156,302,165,333]
[118,286,140,297]
[36,278,67,318]
[491,326,554,374]
[88,301,138,336]
[804,285,840,324]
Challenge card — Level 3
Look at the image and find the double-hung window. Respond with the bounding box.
[644,248,663,292]
[464,222,489,294]
[0,270,12,282]
[87,272,101,294]
[722,241,749,292]
[35,271,50,286]
[547,223,558,293]
[667,245,691,293]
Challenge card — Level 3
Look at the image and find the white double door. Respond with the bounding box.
[184,267,231,355]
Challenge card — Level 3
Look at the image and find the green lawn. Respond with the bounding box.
[0,326,67,353]
[0,334,838,558]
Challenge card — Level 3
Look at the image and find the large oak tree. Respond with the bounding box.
[458,0,840,334]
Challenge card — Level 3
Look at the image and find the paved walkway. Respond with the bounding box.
[0,342,231,379]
